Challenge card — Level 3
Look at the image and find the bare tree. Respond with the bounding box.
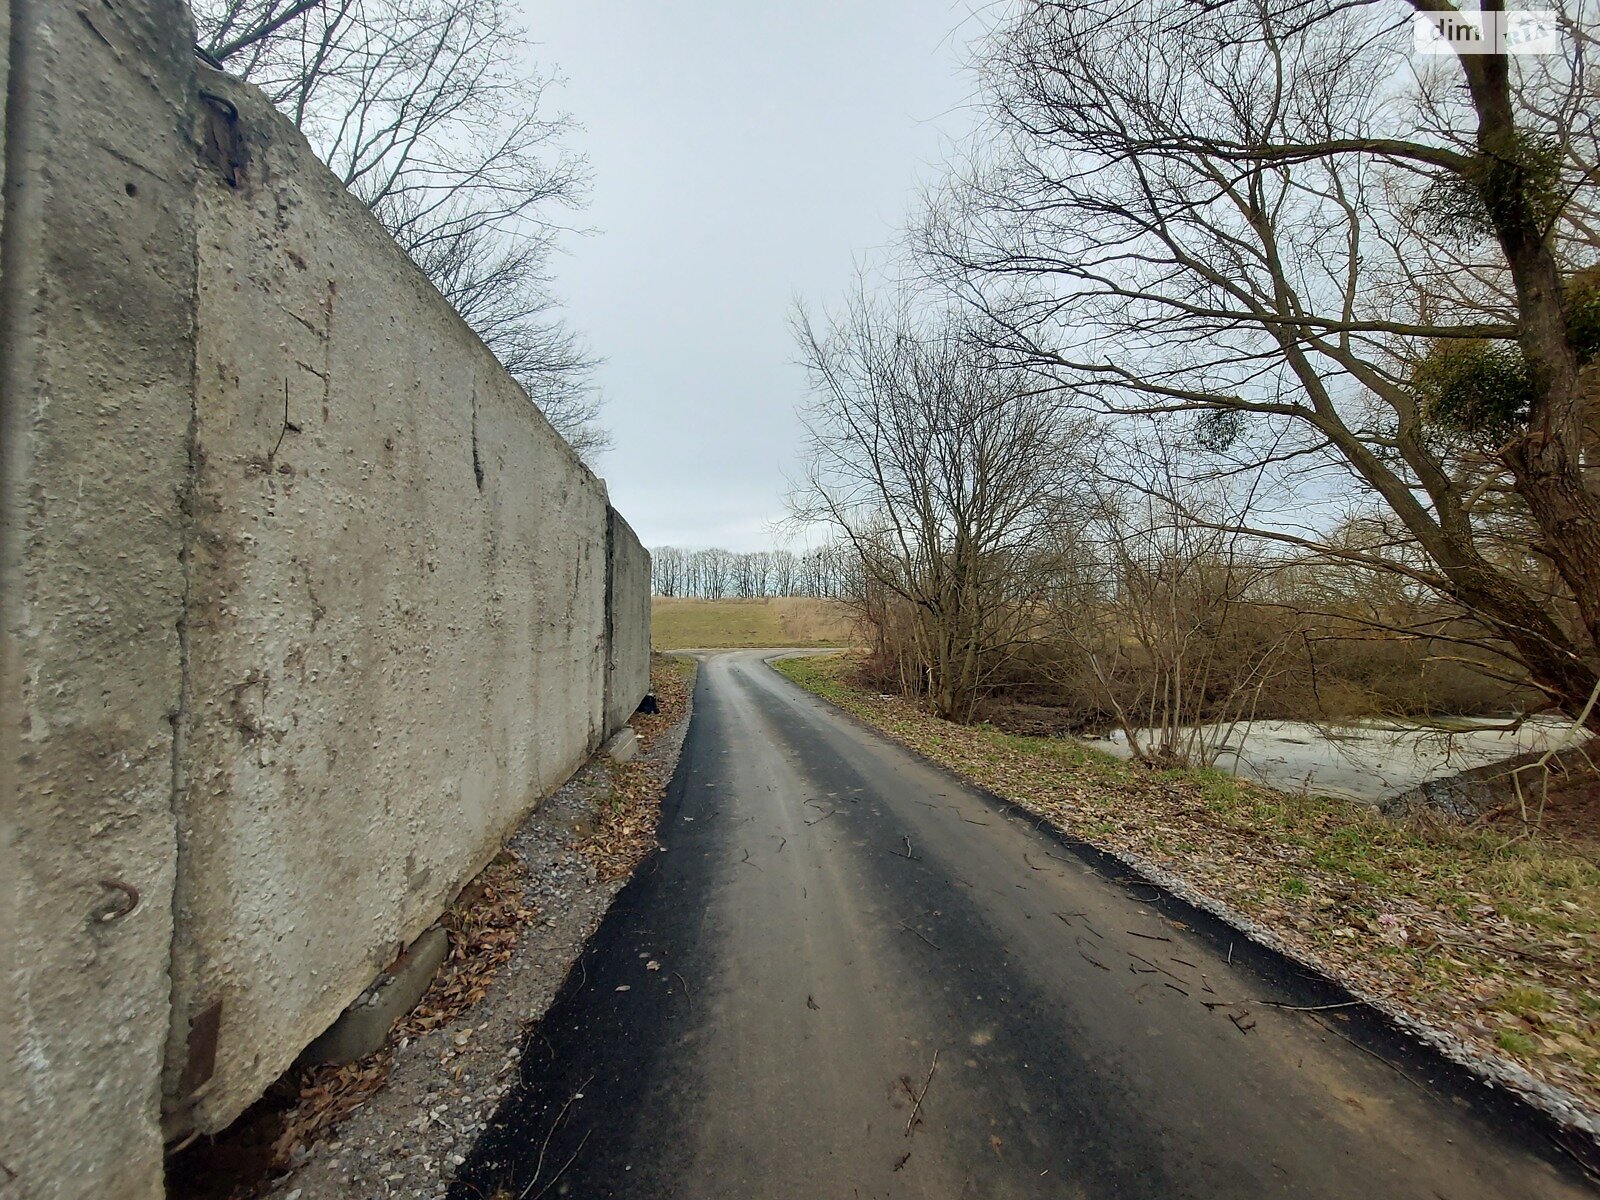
[1041,453,1302,765]
[193,0,609,458]
[791,288,1093,720]
[685,548,733,600]
[771,549,798,597]
[652,546,685,597]
[926,0,1600,727]
[731,552,757,599]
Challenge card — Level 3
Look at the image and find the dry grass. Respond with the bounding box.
[776,651,1600,1114]
[651,596,855,648]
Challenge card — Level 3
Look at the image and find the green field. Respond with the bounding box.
[651,597,855,649]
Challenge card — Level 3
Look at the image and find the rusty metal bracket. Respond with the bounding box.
[96,878,140,922]
[198,89,245,187]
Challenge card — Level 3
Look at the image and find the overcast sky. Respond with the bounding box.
[519,1,983,551]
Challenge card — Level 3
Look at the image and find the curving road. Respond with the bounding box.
[455,649,1592,1199]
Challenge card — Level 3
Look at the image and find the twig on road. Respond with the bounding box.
[523,1076,593,1199]
[1128,951,1188,985]
[898,920,942,951]
[1262,999,1361,1013]
[1058,912,1105,940]
[1202,999,1361,1013]
[905,1050,940,1138]
[805,809,838,826]
[892,835,920,861]
[1127,930,1172,943]
[1077,936,1110,970]
[523,1128,592,1200]
[1307,1013,1427,1093]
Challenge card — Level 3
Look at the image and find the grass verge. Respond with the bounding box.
[775,652,1600,1115]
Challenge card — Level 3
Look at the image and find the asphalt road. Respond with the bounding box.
[455,650,1593,1199]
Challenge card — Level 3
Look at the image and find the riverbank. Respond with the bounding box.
[1090,716,1571,803]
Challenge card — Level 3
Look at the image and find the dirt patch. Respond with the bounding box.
[973,697,1098,739]
[1478,751,1600,857]
[168,655,695,1200]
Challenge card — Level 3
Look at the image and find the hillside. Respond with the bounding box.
[651,597,855,649]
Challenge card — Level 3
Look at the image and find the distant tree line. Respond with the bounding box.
[650,545,857,600]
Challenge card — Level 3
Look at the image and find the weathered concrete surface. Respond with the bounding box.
[603,727,640,763]
[162,68,615,1138]
[1,19,652,1186]
[604,508,651,736]
[0,0,10,244]
[304,927,452,1065]
[0,1,198,1196]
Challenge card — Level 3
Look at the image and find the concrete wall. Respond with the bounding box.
[605,509,653,735]
[162,66,638,1137]
[1,2,198,1197]
[1,13,650,1194]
